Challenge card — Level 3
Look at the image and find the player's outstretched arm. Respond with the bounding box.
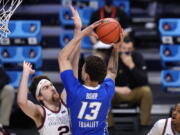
[58,20,102,73]
[17,62,43,125]
[60,6,82,103]
[106,31,124,81]
[69,6,82,78]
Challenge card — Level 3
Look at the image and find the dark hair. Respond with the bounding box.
[84,56,107,83]
[29,75,51,99]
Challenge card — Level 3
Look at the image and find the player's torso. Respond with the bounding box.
[38,104,71,135]
[68,85,112,135]
[163,118,176,135]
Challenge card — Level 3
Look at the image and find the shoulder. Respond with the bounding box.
[156,118,167,125]
[154,118,167,129]
[102,78,115,87]
[148,119,167,135]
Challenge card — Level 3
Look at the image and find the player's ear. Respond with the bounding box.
[86,73,91,82]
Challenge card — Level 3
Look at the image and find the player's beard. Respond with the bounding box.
[52,92,60,102]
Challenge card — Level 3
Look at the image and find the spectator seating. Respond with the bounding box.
[78,7,95,26]
[0,46,42,69]
[161,70,180,92]
[159,18,180,93]
[113,0,130,15]
[6,71,42,88]
[112,104,140,131]
[159,19,180,36]
[8,21,41,44]
[59,30,92,49]
[160,45,180,67]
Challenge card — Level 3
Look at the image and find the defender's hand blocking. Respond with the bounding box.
[23,61,35,75]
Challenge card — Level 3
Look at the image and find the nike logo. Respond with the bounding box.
[62,110,66,114]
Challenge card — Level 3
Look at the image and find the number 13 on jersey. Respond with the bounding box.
[78,102,102,120]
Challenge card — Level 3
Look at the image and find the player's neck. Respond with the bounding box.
[44,102,60,112]
[84,81,99,87]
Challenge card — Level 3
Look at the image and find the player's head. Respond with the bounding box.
[29,75,60,104]
[172,103,180,131]
[82,56,107,83]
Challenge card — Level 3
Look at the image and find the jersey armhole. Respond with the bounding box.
[61,98,67,108]
[37,106,46,130]
[162,118,168,135]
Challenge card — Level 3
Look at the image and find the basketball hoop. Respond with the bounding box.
[0,0,22,39]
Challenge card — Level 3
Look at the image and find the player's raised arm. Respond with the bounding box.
[69,6,82,78]
[106,31,124,81]
[17,62,42,124]
[58,19,102,73]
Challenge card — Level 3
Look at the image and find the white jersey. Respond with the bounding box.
[148,118,179,135]
[38,103,71,135]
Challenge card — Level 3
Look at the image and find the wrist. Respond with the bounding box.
[23,70,30,76]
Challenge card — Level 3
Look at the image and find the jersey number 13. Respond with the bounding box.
[78,102,102,120]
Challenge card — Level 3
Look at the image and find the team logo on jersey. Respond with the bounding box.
[61,110,66,114]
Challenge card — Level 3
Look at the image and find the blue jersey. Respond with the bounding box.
[60,70,115,135]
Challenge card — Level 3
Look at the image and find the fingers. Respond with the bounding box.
[90,31,98,39]
[70,5,79,19]
[23,61,33,68]
[70,5,76,15]
[91,19,103,29]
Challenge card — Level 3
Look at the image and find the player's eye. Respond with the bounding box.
[44,86,49,89]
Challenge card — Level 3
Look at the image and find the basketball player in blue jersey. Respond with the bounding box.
[58,18,124,134]
[17,6,82,135]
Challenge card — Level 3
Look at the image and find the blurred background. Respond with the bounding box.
[0,0,180,135]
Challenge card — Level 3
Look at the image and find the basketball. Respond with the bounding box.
[96,18,122,44]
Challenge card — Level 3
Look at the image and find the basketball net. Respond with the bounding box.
[0,0,22,39]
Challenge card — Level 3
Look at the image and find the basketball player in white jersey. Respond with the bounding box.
[17,6,82,135]
[148,103,180,135]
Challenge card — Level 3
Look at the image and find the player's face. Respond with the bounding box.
[39,81,60,103]
[172,103,180,129]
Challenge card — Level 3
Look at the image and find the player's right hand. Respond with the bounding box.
[81,20,103,38]
[23,61,35,75]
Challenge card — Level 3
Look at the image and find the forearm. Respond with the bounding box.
[59,33,83,62]
[90,35,97,44]
[17,71,29,105]
[107,49,119,80]
[69,29,81,78]
[70,45,80,78]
